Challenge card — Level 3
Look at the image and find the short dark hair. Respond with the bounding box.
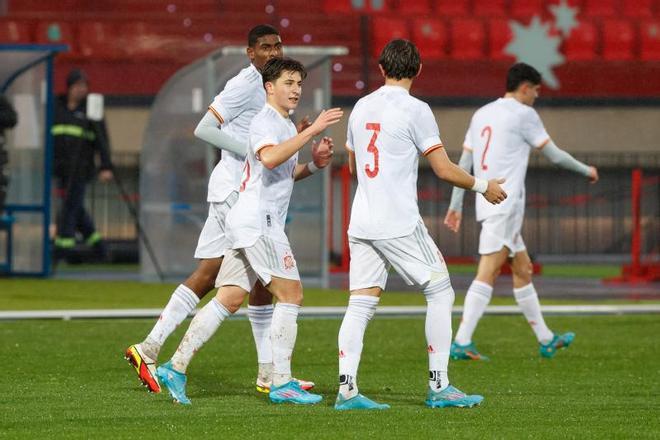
[248,24,279,47]
[506,63,542,92]
[378,39,420,80]
[262,57,307,86]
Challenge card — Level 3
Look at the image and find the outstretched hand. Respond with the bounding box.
[308,108,343,136]
[588,166,599,184]
[312,136,334,169]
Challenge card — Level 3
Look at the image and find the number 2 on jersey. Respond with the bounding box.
[365,122,380,178]
[480,125,492,171]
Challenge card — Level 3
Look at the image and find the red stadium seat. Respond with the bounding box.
[640,20,660,61]
[0,20,32,43]
[78,22,123,59]
[35,21,76,53]
[563,20,598,60]
[602,19,636,61]
[473,0,507,17]
[411,18,447,59]
[488,18,514,60]
[510,0,544,21]
[583,0,617,17]
[622,0,654,18]
[433,0,469,16]
[371,16,410,57]
[396,0,432,15]
[450,18,485,60]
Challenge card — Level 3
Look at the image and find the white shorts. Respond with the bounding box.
[478,209,526,256]
[215,235,300,290]
[349,222,449,291]
[193,191,238,259]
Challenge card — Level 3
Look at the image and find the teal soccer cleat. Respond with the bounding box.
[156,361,191,405]
[334,393,390,410]
[425,385,484,408]
[269,380,323,405]
[539,332,575,358]
[450,341,489,361]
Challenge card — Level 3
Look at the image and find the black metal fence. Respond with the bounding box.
[79,152,659,261]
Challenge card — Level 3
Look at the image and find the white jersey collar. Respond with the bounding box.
[380,84,410,94]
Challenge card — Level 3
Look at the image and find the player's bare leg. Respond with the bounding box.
[262,276,322,404]
[510,251,574,357]
[125,257,222,393]
[452,248,508,360]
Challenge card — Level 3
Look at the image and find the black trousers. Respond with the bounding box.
[56,176,96,240]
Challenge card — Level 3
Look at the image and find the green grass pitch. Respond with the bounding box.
[2,313,659,438]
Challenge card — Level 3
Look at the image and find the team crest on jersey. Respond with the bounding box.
[283,251,296,270]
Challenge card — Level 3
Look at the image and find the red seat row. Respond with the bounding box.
[325,0,660,19]
[373,16,660,61]
[2,15,659,63]
[0,19,254,60]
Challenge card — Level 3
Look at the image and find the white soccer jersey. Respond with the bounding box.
[346,85,443,240]
[206,63,265,202]
[225,103,298,248]
[464,97,549,221]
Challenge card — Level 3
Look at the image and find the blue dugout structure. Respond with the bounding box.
[0,44,66,276]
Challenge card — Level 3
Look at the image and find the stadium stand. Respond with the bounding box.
[473,0,507,17]
[640,20,660,61]
[602,19,636,61]
[411,17,447,60]
[488,18,515,60]
[563,20,598,61]
[450,18,485,60]
[583,0,618,18]
[0,20,31,44]
[3,0,660,96]
[434,0,470,17]
[511,0,545,21]
[371,16,409,57]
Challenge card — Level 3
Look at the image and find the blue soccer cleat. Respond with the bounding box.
[539,332,575,358]
[425,385,484,408]
[269,380,323,405]
[156,361,191,405]
[450,341,489,361]
[334,393,390,410]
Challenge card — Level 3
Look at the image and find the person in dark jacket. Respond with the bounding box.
[53,69,113,257]
[0,93,18,215]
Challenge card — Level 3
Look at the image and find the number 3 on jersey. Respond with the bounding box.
[365,122,380,178]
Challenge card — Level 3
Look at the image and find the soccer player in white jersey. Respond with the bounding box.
[154,57,343,405]
[334,39,507,411]
[445,63,599,360]
[125,25,313,395]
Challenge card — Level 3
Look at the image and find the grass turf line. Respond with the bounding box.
[1,315,658,438]
[1,277,656,311]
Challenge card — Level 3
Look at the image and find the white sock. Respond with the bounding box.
[170,298,230,373]
[454,280,493,346]
[271,303,300,387]
[424,277,455,392]
[248,304,274,365]
[338,295,379,399]
[514,283,554,344]
[142,284,200,359]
